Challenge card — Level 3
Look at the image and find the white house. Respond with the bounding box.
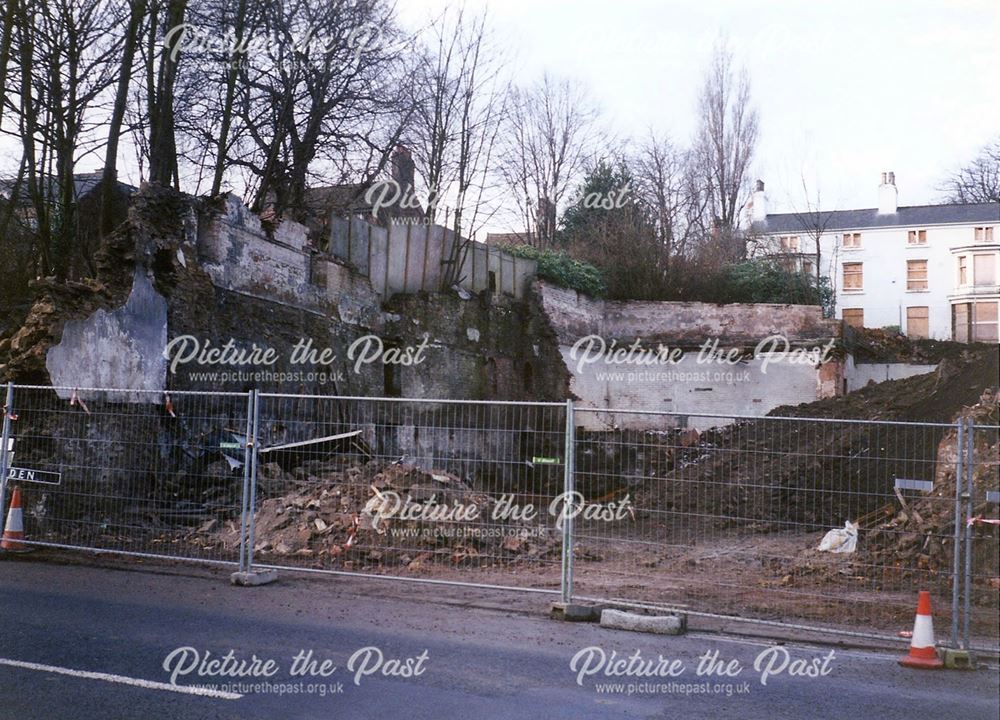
[751,174,1000,342]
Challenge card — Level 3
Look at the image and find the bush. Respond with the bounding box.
[668,259,832,311]
[720,260,832,309]
[506,244,607,297]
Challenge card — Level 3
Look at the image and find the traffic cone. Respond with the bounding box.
[1,485,29,552]
[898,591,943,669]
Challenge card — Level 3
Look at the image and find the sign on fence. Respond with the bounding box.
[894,478,934,492]
[5,466,62,485]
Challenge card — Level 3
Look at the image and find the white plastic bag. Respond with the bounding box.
[817,521,858,553]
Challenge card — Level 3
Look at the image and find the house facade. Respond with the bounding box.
[751,174,1000,342]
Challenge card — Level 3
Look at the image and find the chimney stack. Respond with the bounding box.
[878,170,897,214]
[751,179,767,223]
[391,145,415,191]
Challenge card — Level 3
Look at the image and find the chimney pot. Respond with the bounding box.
[751,179,767,223]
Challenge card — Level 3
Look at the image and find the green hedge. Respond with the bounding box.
[505,244,607,297]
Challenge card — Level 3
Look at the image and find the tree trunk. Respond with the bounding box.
[101,0,148,237]
[148,0,187,186]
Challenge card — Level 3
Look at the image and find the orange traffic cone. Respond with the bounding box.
[1,485,29,552]
[898,591,943,669]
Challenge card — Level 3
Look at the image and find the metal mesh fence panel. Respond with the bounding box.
[967,423,1000,649]
[569,407,962,642]
[2,383,995,647]
[0,385,251,565]
[249,394,568,593]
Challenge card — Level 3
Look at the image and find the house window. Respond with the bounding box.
[954,303,970,342]
[906,306,929,339]
[906,260,928,290]
[843,262,863,290]
[958,255,968,285]
[803,260,815,276]
[974,226,995,243]
[779,235,800,252]
[907,229,927,245]
[842,232,861,248]
[973,254,996,286]
[842,308,864,328]
[973,301,999,342]
[954,301,1000,342]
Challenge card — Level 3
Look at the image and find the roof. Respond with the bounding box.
[759,201,1000,234]
[0,171,136,203]
[302,181,425,227]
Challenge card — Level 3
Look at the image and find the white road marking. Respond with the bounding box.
[0,657,243,700]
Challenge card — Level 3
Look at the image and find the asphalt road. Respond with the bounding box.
[0,556,997,720]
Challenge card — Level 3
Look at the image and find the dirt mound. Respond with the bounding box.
[771,346,998,422]
[843,325,973,365]
[632,347,999,528]
[206,461,559,569]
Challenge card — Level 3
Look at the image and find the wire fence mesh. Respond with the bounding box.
[568,407,964,643]
[1,384,997,649]
[967,423,1000,647]
[0,385,251,565]
[247,394,569,594]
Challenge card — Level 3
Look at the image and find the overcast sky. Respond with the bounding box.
[399,0,1000,219]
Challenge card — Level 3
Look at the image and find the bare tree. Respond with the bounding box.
[215,0,413,220]
[692,39,758,260]
[940,137,1000,204]
[101,0,148,236]
[787,176,837,289]
[147,0,187,188]
[405,5,509,287]
[497,74,602,248]
[632,131,706,278]
[3,0,123,278]
[0,0,16,129]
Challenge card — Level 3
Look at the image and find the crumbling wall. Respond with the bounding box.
[46,269,168,395]
[539,282,839,346]
[535,281,843,427]
[197,193,332,314]
[383,288,568,402]
[1,184,189,384]
[1,185,574,519]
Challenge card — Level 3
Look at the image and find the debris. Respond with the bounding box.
[203,460,558,568]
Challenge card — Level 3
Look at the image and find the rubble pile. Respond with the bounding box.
[863,390,999,583]
[202,460,559,569]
